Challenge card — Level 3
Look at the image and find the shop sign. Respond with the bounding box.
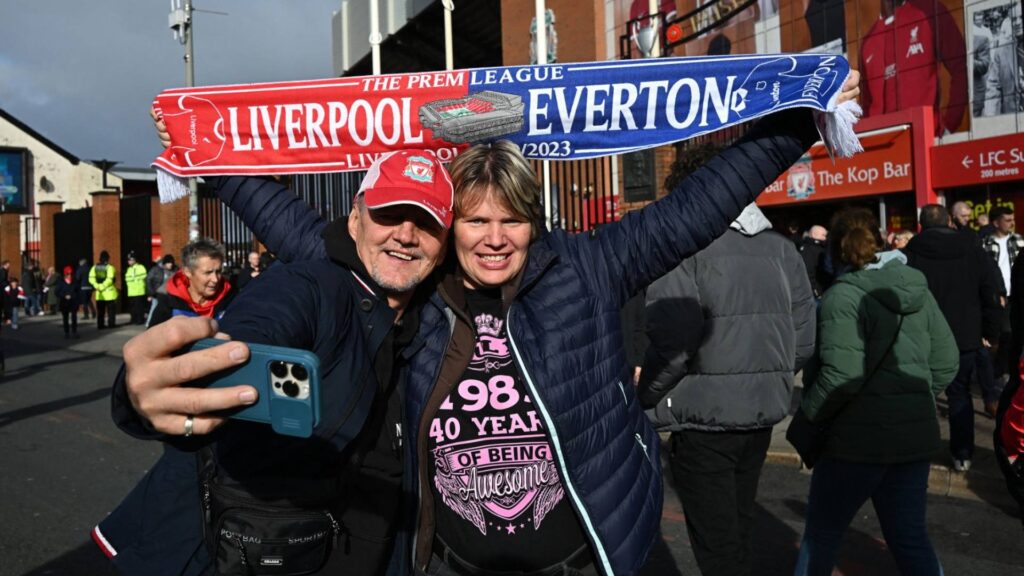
[932,133,1024,188]
[757,128,912,207]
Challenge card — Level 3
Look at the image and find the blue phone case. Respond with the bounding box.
[188,339,321,438]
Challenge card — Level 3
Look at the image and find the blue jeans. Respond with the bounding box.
[25,293,41,316]
[795,458,942,576]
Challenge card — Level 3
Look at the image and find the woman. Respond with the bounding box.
[43,266,59,314]
[207,112,828,575]
[54,265,80,338]
[118,78,858,576]
[794,208,958,575]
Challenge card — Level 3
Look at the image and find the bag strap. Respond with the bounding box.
[863,314,904,387]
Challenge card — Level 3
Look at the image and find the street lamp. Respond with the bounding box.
[167,0,225,240]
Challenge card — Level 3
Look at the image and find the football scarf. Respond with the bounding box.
[153,53,862,202]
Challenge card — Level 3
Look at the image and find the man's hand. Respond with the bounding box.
[151,107,171,150]
[123,316,257,436]
[837,70,861,105]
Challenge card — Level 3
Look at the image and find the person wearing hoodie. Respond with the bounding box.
[902,204,1004,471]
[794,208,958,575]
[148,238,232,328]
[89,250,119,329]
[640,202,816,576]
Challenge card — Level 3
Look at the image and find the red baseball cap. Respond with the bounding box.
[358,150,454,229]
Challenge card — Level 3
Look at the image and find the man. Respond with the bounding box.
[972,12,992,118]
[903,204,1003,472]
[640,203,816,576]
[94,150,452,576]
[798,224,828,297]
[144,254,176,326]
[147,240,232,327]
[123,251,148,325]
[978,213,994,239]
[983,206,1024,386]
[88,250,118,329]
[951,201,974,234]
[983,12,1023,116]
[20,259,41,317]
[982,206,1024,298]
[75,257,95,320]
[234,249,261,292]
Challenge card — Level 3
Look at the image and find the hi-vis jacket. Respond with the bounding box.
[89,263,118,301]
[124,263,148,297]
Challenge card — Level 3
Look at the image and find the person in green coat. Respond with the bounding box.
[794,208,959,576]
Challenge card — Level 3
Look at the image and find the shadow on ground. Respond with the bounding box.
[23,539,117,576]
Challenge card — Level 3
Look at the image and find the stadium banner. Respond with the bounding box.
[152,53,861,201]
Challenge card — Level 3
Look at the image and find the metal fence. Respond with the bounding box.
[534,157,618,233]
[198,173,365,268]
[22,216,40,267]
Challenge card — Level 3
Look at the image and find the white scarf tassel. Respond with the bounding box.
[822,100,864,159]
[156,168,192,204]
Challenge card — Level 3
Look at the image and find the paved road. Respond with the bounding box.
[644,457,1024,576]
[2,314,1022,575]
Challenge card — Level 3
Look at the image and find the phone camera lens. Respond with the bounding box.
[270,361,289,378]
[290,364,308,381]
[283,381,300,398]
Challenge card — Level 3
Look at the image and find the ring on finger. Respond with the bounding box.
[184,415,195,437]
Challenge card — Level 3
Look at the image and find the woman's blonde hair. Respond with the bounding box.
[830,208,882,269]
[448,141,544,239]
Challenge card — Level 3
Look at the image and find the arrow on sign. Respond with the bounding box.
[962,155,974,169]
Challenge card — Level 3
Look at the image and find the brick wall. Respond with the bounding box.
[0,214,21,280]
[37,201,63,271]
[91,191,121,289]
[501,0,604,65]
[159,197,190,265]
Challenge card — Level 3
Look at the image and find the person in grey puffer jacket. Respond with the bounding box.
[144,254,177,326]
[640,202,815,576]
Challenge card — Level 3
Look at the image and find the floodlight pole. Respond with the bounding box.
[647,0,660,57]
[370,0,382,75]
[183,0,199,240]
[535,0,551,230]
[443,0,454,71]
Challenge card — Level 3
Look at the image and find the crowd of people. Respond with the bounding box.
[0,247,271,342]
[78,71,1023,576]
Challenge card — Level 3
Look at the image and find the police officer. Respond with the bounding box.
[124,251,148,325]
[89,250,118,329]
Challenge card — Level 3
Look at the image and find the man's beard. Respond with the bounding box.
[369,266,423,296]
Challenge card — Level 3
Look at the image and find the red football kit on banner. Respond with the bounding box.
[859,0,967,135]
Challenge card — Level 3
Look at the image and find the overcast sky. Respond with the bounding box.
[1,0,340,168]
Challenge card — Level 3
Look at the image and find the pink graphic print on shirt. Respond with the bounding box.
[431,312,565,536]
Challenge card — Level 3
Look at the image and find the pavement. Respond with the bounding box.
[760,374,1018,511]
[6,309,1018,511]
[2,311,1022,575]
[4,310,145,358]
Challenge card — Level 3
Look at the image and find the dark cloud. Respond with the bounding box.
[0,0,337,167]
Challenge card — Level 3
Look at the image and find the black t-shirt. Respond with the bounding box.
[428,288,587,571]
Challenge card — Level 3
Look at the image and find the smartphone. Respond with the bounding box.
[187,338,321,438]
